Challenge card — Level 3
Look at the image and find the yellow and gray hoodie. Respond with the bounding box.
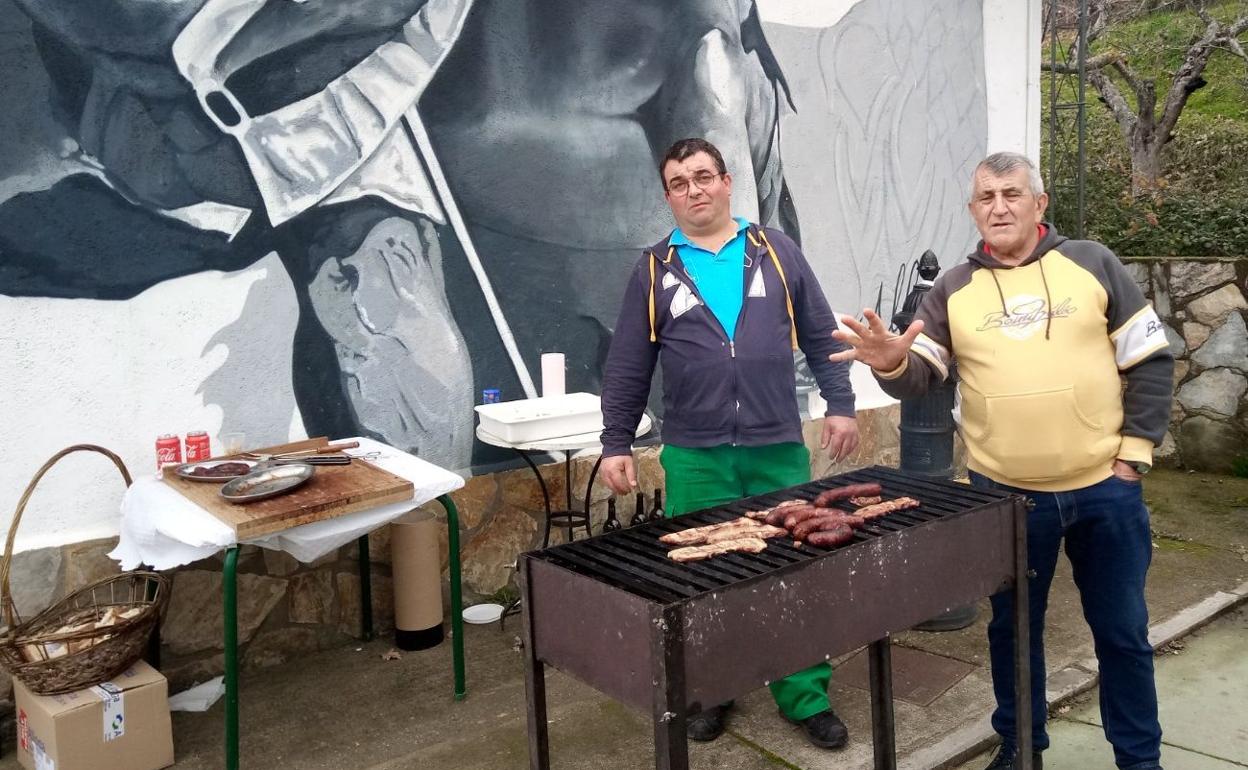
[875,224,1173,492]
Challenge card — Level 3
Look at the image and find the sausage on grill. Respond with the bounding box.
[764,500,812,526]
[805,523,855,548]
[792,513,864,541]
[813,482,882,508]
[781,505,825,530]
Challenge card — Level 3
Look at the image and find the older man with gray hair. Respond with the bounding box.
[830,152,1173,770]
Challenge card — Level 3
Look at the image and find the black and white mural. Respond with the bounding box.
[0,0,989,544]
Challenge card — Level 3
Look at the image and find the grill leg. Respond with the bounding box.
[1014,499,1033,770]
[651,606,688,770]
[520,558,550,770]
[868,637,897,770]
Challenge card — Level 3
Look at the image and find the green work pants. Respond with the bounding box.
[660,442,831,721]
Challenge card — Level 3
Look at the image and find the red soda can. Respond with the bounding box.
[185,431,212,462]
[156,434,183,470]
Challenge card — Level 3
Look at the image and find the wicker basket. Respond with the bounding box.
[0,445,169,695]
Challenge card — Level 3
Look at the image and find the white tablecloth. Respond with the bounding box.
[110,437,464,570]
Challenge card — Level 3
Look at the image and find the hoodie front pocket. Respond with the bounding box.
[979,386,1109,483]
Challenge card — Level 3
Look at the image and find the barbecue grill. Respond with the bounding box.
[519,465,1034,770]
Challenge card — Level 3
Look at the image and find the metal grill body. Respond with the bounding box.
[520,466,1033,770]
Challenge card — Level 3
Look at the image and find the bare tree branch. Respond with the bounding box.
[1088,0,1111,42]
[1087,65,1140,137]
[1052,2,1248,194]
[1110,57,1148,96]
[1156,13,1244,145]
[1040,50,1124,73]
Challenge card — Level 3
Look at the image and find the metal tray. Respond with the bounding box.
[174,460,258,483]
[219,463,315,504]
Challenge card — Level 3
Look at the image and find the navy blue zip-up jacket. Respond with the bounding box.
[600,224,855,457]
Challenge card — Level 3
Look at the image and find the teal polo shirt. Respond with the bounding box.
[670,217,750,340]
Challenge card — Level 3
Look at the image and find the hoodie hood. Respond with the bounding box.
[969,222,1067,269]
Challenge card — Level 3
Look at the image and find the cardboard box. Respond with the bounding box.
[14,660,173,770]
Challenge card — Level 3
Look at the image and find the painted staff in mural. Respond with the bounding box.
[0,0,796,470]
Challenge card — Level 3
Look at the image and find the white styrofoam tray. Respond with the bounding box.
[474,392,604,443]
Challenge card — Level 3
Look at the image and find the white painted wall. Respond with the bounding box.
[983,0,1044,162]
[0,254,302,551]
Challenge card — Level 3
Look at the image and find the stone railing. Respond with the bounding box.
[1121,257,1248,472]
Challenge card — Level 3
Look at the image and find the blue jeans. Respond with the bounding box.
[971,471,1162,770]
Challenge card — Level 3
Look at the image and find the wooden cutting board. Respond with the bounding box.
[160,437,415,538]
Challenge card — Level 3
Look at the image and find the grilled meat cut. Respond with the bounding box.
[855,497,920,519]
[659,518,784,546]
[704,524,787,544]
[849,495,882,506]
[668,537,769,562]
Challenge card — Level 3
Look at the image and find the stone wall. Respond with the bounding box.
[0,404,906,706]
[1121,257,1248,472]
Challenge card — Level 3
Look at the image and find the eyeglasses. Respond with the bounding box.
[666,171,723,196]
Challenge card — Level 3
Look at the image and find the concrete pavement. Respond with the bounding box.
[955,604,1248,770]
[2,468,1244,769]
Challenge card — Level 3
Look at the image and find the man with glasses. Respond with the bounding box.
[599,137,859,749]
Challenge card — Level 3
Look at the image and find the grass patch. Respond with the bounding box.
[1151,532,1216,555]
[1143,468,1248,519]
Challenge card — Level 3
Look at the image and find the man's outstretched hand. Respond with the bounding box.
[830,309,924,372]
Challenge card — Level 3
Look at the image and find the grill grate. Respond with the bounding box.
[534,466,1004,603]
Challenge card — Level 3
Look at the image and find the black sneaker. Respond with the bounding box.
[687,701,733,742]
[782,708,849,749]
[983,746,1043,769]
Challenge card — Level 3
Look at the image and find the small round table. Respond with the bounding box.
[475,413,654,547]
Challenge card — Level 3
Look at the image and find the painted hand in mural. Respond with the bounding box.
[303,212,474,470]
[829,309,924,373]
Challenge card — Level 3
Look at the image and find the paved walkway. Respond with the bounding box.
[956,604,1248,770]
[2,469,1244,769]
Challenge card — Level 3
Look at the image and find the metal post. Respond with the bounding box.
[651,605,688,770]
[1075,0,1088,239]
[868,637,897,770]
[1014,499,1033,770]
[143,564,162,670]
[520,557,550,770]
[896,252,978,633]
[585,454,606,535]
[223,546,240,770]
[358,534,373,641]
[564,451,575,543]
[515,449,555,547]
[438,494,466,700]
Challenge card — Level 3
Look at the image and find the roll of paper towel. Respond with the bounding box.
[541,352,566,397]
